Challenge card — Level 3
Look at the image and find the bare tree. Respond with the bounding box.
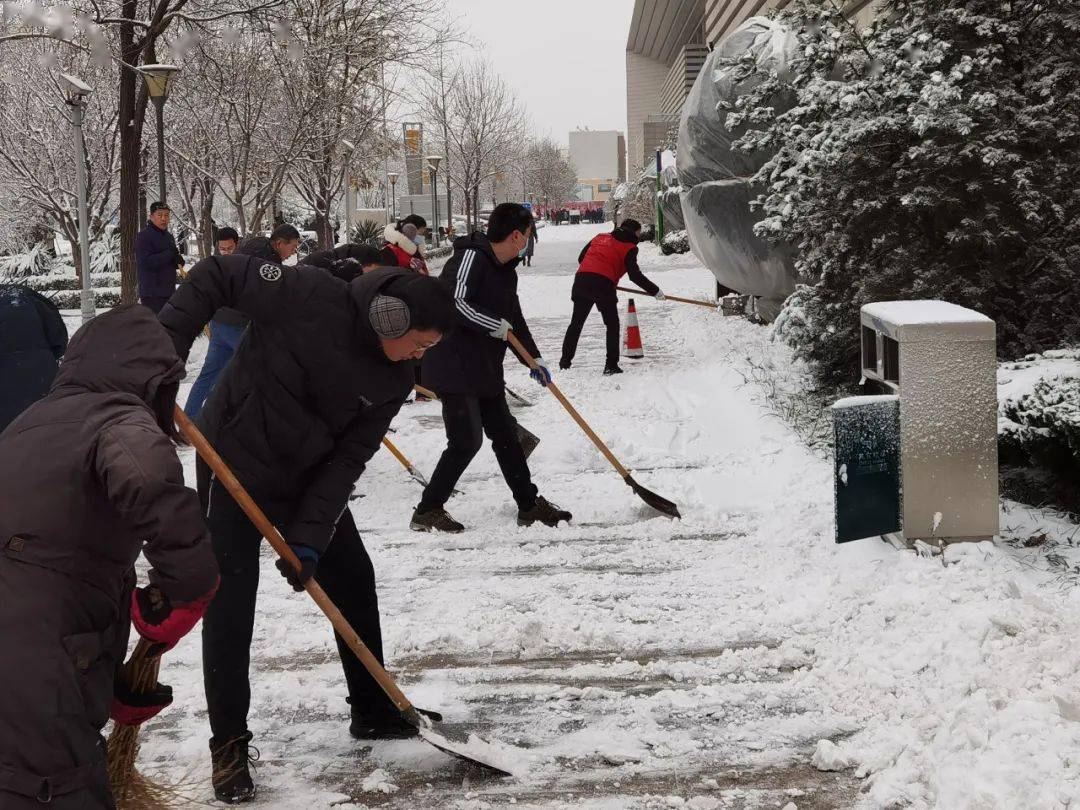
[524,137,577,209]
[424,59,525,232]
[0,40,119,277]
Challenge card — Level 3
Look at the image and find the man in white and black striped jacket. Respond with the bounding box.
[415,203,572,533]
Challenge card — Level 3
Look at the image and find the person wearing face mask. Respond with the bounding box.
[158,257,453,804]
[558,218,665,376]
[381,215,429,275]
[413,203,572,534]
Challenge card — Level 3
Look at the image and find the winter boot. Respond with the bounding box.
[410,506,465,533]
[559,359,572,370]
[349,700,444,740]
[518,496,572,527]
[210,732,258,804]
[603,364,624,376]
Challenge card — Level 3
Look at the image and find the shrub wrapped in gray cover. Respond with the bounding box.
[659,165,684,232]
[681,179,794,320]
[676,17,797,313]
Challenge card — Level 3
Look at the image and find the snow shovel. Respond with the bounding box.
[504,385,534,407]
[616,285,716,309]
[174,407,515,777]
[382,436,433,488]
[505,332,681,519]
[414,385,541,459]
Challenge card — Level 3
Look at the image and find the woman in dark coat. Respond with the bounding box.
[0,304,219,809]
[0,283,68,434]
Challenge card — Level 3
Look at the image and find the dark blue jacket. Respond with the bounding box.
[135,221,183,298]
[421,233,540,397]
[0,284,68,434]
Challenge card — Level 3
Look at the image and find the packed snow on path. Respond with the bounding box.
[94,224,1079,808]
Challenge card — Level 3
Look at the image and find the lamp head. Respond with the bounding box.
[341,139,356,154]
[387,172,399,184]
[60,73,93,103]
[425,155,443,172]
[139,64,181,100]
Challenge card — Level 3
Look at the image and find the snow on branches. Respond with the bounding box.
[727,0,1080,389]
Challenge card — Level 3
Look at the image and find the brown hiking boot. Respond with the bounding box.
[518,496,572,527]
[410,506,465,533]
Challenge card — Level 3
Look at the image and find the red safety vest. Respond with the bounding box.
[577,233,635,284]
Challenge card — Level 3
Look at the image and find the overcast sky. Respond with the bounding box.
[441,0,635,145]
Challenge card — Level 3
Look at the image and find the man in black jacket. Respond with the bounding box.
[414,203,571,533]
[559,218,664,375]
[159,257,453,804]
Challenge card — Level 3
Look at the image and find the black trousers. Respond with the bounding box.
[560,275,620,368]
[419,393,538,512]
[197,459,389,742]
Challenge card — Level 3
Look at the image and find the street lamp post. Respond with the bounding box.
[387,171,399,223]
[426,156,442,248]
[139,64,180,203]
[61,74,95,324]
[341,139,355,243]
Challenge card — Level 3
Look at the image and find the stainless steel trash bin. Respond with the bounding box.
[859,301,998,543]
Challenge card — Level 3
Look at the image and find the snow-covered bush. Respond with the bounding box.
[772,284,821,352]
[660,229,690,255]
[90,229,120,275]
[0,241,52,278]
[1001,374,1080,475]
[350,219,382,245]
[728,0,1080,388]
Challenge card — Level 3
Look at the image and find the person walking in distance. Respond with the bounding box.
[159,254,453,804]
[182,226,246,419]
[412,203,572,533]
[0,305,218,809]
[523,222,538,267]
[559,218,665,376]
[135,201,185,314]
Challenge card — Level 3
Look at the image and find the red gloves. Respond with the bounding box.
[111,679,173,726]
[130,583,217,653]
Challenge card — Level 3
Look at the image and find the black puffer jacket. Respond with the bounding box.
[421,233,541,397]
[0,284,67,433]
[0,305,217,806]
[160,258,417,553]
[306,243,384,282]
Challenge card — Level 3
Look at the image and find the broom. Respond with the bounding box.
[107,639,182,809]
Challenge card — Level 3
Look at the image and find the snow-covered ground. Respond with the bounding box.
[70,224,1080,808]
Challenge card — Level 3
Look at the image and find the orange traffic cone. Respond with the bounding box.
[623,298,644,359]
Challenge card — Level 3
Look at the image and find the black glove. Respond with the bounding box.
[275,545,319,592]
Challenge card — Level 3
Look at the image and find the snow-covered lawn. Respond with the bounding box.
[72,224,1080,808]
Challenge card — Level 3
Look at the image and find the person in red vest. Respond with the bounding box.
[559,218,665,375]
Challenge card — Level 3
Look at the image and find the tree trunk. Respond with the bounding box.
[199,178,215,258]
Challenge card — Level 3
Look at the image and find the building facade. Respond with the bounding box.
[626,0,879,176]
[569,129,627,203]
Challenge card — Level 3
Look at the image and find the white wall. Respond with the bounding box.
[569,130,623,180]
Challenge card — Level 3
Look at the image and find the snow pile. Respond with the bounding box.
[360,767,398,794]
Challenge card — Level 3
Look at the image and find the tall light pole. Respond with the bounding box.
[387,172,399,223]
[61,74,95,324]
[341,139,355,243]
[426,155,442,248]
[139,64,180,203]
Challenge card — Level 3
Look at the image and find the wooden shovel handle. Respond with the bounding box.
[174,406,414,714]
[615,285,715,308]
[381,436,415,473]
[505,332,630,479]
[413,384,439,400]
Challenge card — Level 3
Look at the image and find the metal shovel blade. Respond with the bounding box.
[516,423,540,459]
[625,473,681,519]
[415,724,518,777]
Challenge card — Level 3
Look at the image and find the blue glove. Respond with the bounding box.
[275,544,319,591]
[530,359,553,387]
